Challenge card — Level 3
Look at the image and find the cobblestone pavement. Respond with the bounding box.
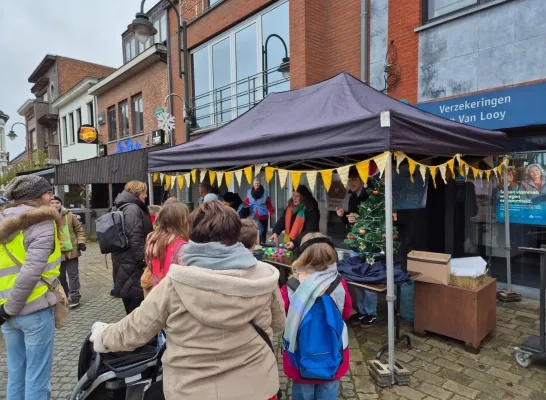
[0,243,545,399]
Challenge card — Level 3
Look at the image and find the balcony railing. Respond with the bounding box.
[189,67,289,132]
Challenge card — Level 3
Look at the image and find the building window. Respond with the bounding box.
[68,112,75,144]
[190,1,289,130]
[132,94,144,134]
[119,101,129,138]
[29,129,36,151]
[75,108,82,135]
[124,38,137,63]
[425,0,489,21]
[108,106,117,141]
[152,12,168,44]
[210,0,222,5]
[62,116,68,146]
[87,102,94,126]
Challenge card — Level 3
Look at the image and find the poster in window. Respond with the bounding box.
[78,124,98,144]
[497,163,546,225]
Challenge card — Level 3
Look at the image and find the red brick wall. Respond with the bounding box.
[386,0,421,102]
[95,60,168,155]
[57,57,116,96]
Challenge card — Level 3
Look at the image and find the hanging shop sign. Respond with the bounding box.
[415,82,546,130]
[114,137,143,154]
[77,125,98,144]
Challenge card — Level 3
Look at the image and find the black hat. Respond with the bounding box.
[53,196,63,204]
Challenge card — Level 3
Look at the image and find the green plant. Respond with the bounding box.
[0,150,49,186]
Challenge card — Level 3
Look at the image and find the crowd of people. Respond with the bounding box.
[0,172,378,400]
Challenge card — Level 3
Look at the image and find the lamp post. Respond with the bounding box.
[262,34,290,97]
[8,122,26,142]
[128,0,191,144]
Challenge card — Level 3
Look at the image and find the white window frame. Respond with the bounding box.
[191,0,288,126]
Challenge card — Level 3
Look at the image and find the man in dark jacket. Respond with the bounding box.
[111,181,153,314]
[336,166,377,326]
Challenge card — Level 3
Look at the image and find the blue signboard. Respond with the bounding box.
[415,82,546,130]
[114,138,142,154]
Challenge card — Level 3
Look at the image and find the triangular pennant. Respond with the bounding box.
[485,170,492,184]
[254,164,262,177]
[407,158,417,183]
[177,175,184,189]
[430,166,438,189]
[184,173,191,188]
[265,167,275,184]
[495,165,503,180]
[164,175,171,190]
[419,164,427,186]
[321,170,333,192]
[395,152,406,173]
[200,169,207,183]
[244,166,253,184]
[439,164,448,184]
[225,171,233,187]
[503,157,510,167]
[337,165,351,188]
[356,160,370,184]
[170,176,176,190]
[278,170,289,189]
[291,171,302,190]
[464,164,470,181]
[447,159,455,178]
[159,173,165,183]
[209,170,216,186]
[307,171,317,194]
[191,170,197,183]
[483,156,494,168]
[216,171,224,187]
[234,170,244,187]
[153,172,159,182]
[374,152,389,178]
[471,167,480,181]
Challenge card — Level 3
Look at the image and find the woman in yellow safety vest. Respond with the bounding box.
[0,175,61,400]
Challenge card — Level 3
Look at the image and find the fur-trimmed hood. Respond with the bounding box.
[0,204,60,244]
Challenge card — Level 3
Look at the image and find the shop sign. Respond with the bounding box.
[77,125,98,144]
[114,138,142,154]
[415,82,546,130]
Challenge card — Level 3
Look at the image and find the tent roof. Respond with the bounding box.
[148,73,507,172]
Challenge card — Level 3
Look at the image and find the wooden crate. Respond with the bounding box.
[414,277,496,353]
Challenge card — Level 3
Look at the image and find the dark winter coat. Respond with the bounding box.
[340,189,369,252]
[111,191,153,299]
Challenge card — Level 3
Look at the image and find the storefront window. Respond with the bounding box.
[262,1,290,94]
[192,47,212,129]
[212,38,232,124]
[236,24,258,116]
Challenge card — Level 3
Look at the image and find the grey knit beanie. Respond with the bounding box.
[5,175,53,201]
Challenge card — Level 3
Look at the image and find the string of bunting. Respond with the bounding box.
[151,151,508,191]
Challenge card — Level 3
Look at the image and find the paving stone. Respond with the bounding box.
[486,367,521,384]
[442,380,480,399]
[417,381,453,400]
[391,385,427,400]
[412,369,447,387]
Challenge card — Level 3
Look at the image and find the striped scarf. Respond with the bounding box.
[285,203,306,240]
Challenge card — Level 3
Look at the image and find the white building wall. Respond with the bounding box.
[58,92,97,163]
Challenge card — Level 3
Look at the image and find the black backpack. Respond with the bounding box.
[95,204,130,255]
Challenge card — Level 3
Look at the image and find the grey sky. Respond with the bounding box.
[0,0,149,157]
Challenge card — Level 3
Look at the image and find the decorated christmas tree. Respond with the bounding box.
[344,177,400,263]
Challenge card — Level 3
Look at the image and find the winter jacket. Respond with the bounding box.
[280,278,353,384]
[111,191,153,299]
[273,198,320,248]
[95,261,286,400]
[60,208,86,262]
[0,204,59,316]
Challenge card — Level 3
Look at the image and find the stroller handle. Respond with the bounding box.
[87,351,102,381]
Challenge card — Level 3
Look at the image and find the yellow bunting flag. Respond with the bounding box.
[464,164,470,181]
[439,164,448,184]
[177,175,184,189]
[159,173,165,183]
[216,171,224,187]
[278,169,289,189]
[356,160,370,184]
[419,165,427,186]
[291,171,302,190]
[472,167,480,181]
[265,167,275,184]
[254,164,262,177]
[165,175,171,190]
[235,170,244,187]
[244,166,253,184]
[407,158,417,183]
[209,170,216,185]
[225,171,233,187]
[200,169,207,183]
[191,170,197,183]
[485,170,492,183]
[337,165,350,188]
[430,166,438,189]
[307,171,317,194]
[321,169,333,192]
[374,152,388,178]
[153,172,159,182]
[184,173,191,188]
[495,165,503,180]
[395,152,406,173]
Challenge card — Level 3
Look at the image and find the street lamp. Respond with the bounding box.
[8,122,26,142]
[262,34,290,97]
[128,0,191,144]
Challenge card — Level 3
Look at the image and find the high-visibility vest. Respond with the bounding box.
[0,222,61,306]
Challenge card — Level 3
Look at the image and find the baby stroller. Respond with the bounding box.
[68,332,166,400]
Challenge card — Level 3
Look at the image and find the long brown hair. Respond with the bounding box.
[145,203,189,272]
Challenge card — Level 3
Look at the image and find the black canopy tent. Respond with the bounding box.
[148,73,508,383]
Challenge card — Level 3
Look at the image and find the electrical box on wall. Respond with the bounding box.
[152,130,165,146]
[97,112,106,125]
[98,144,107,157]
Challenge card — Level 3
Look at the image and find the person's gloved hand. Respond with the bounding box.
[78,243,86,252]
[0,306,9,327]
[90,322,110,353]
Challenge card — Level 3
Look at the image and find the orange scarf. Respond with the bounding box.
[285,204,306,240]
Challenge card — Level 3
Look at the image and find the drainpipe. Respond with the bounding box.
[361,0,369,82]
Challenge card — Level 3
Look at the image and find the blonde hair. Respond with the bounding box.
[292,232,337,272]
[239,219,259,249]
[145,203,190,277]
[124,181,147,196]
[163,197,179,205]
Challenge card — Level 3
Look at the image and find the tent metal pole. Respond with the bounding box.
[503,166,511,291]
[148,174,155,205]
[384,151,396,384]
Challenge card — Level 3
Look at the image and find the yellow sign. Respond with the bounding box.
[78,125,98,144]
